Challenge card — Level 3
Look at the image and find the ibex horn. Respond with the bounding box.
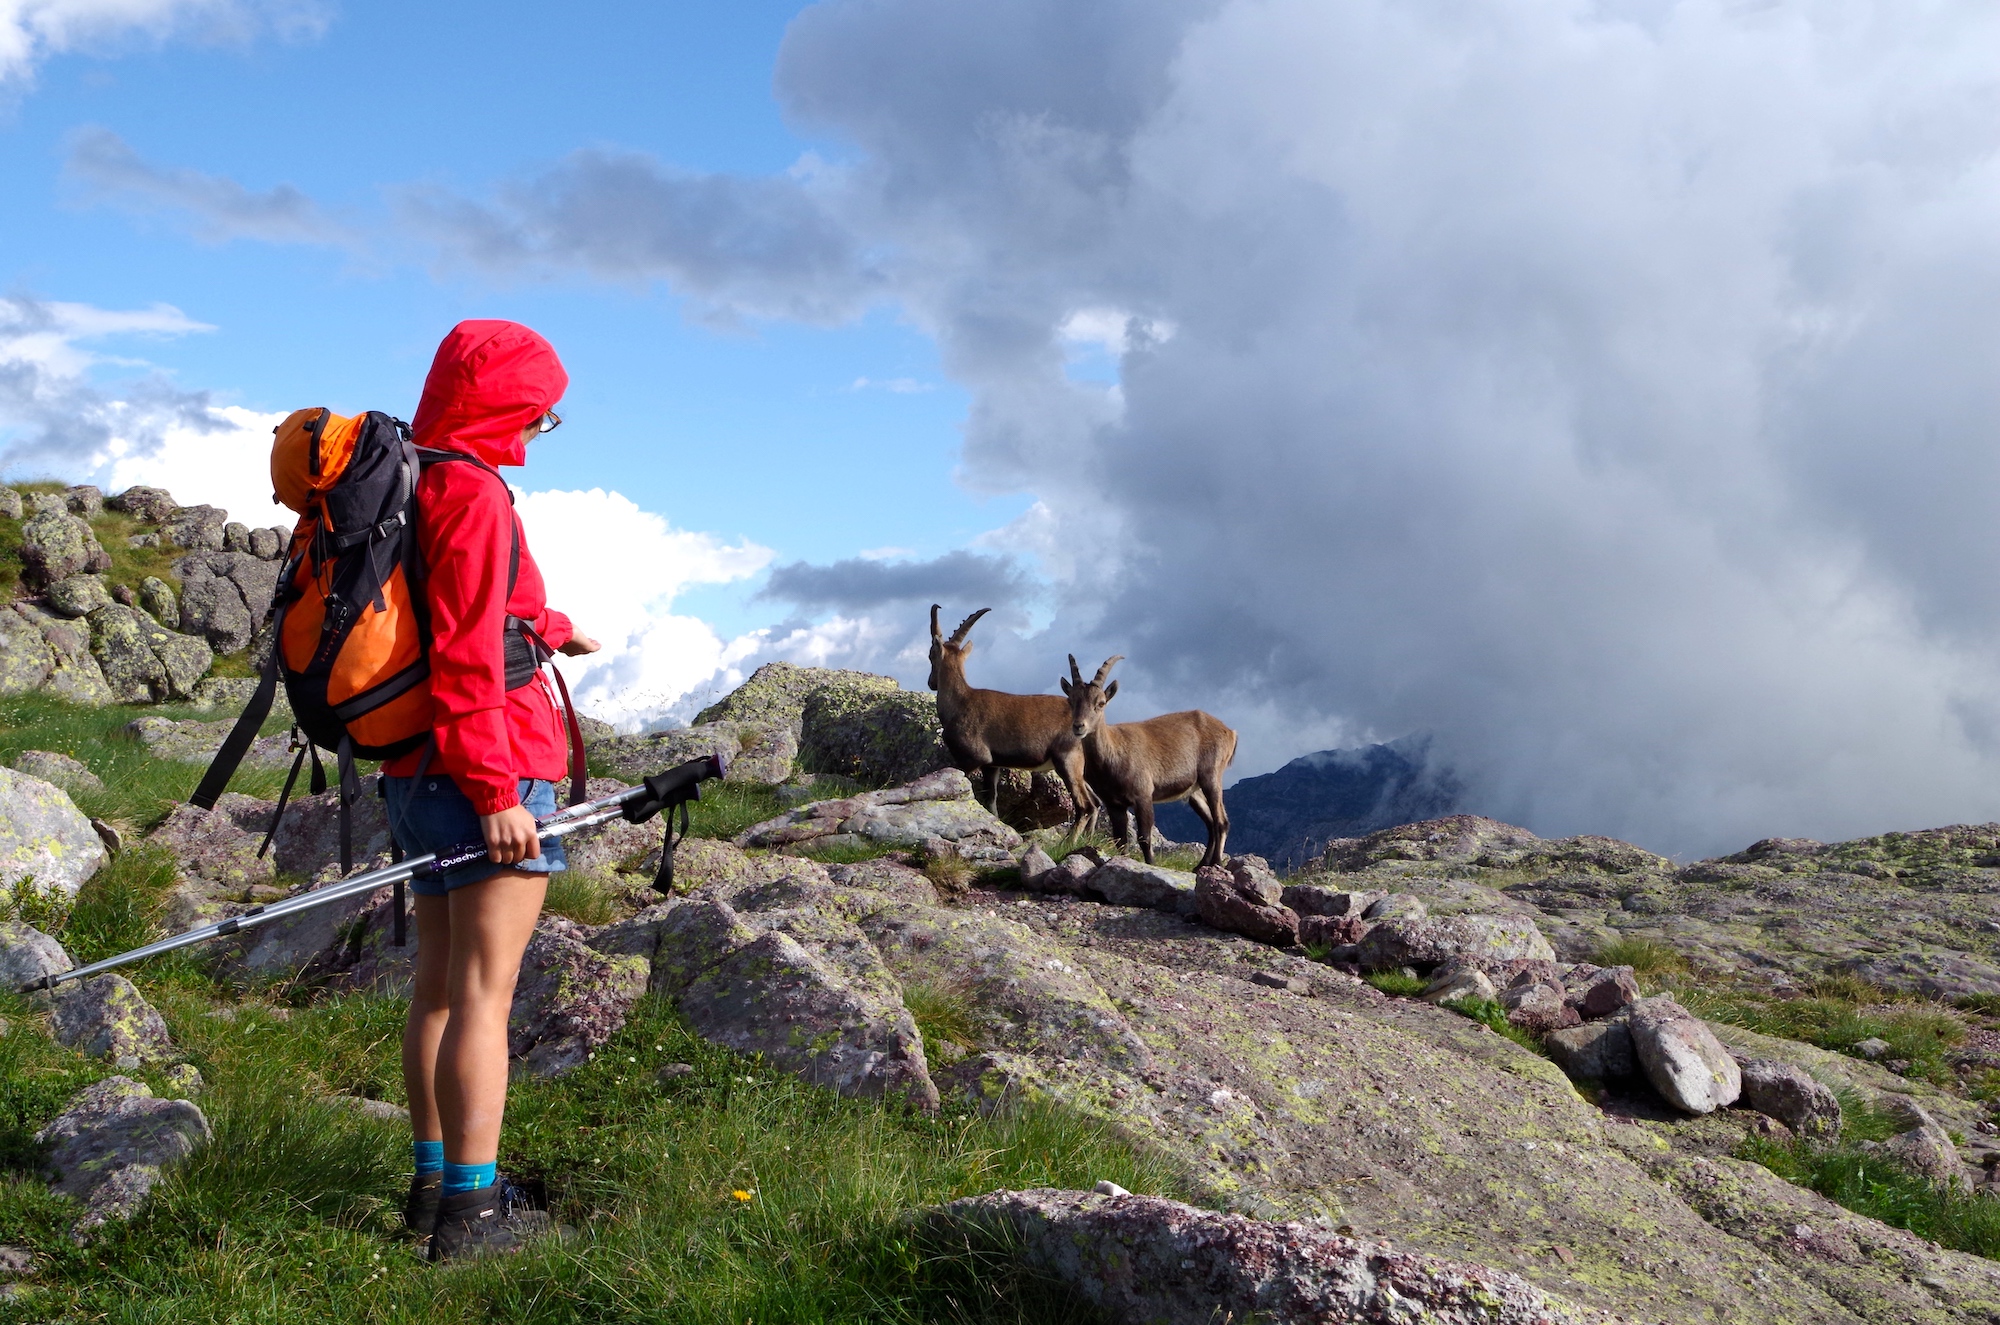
[930,604,943,642]
[948,608,990,646]
[1068,654,1084,685]
[1092,655,1124,686]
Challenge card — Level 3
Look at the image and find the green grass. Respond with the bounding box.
[0,989,1166,1323]
[542,870,622,927]
[679,781,787,842]
[1439,997,1548,1056]
[794,840,903,865]
[1670,980,1966,1086]
[55,842,180,966]
[1365,972,1428,998]
[903,980,982,1051]
[0,693,293,833]
[1591,937,1687,977]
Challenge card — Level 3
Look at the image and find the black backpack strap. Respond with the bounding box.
[257,733,309,859]
[503,616,587,806]
[189,632,281,810]
[335,733,362,875]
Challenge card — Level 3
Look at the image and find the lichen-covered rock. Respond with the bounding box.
[1882,1118,1964,1187]
[1362,892,1428,921]
[88,605,211,702]
[1017,843,1058,889]
[174,551,279,655]
[146,795,278,890]
[108,485,177,522]
[508,917,650,1077]
[1421,962,1497,1005]
[592,720,798,785]
[558,778,661,876]
[737,768,1022,862]
[925,1189,1620,1325]
[677,927,939,1109]
[50,975,174,1066]
[234,865,396,977]
[1627,996,1741,1114]
[222,521,250,552]
[1297,913,1371,949]
[247,526,287,559]
[37,1077,211,1230]
[161,503,226,551]
[45,574,111,619]
[1545,1020,1637,1081]
[125,715,291,771]
[0,605,56,696]
[1195,860,1299,945]
[1357,913,1554,972]
[187,675,291,722]
[822,857,941,906]
[19,506,103,588]
[1498,979,1576,1033]
[0,920,72,990]
[1086,856,1198,915]
[14,603,111,706]
[656,837,830,902]
[696,659,886,734]
[10,750,102,796]
[1737,1059,1840,1142]
[1281,884,1382,917]
[269,786,392,879]
[63,485,104,519]
[0,486,20,519]
[799,680,948,788]
[0,766,108,897]
[139,576,179,629]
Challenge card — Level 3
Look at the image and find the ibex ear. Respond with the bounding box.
[929,604,943,643]
[1103,679,1119,702]
[1059,676,1072,696]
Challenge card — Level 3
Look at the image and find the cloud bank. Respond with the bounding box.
[0,0,323,90]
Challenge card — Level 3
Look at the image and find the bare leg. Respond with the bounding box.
[435,869,547,1166]
[403,894,452,1143]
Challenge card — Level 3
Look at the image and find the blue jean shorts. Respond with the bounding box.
[382,775,568,896]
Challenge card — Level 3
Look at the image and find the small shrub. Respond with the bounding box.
[1592,936,1685,976]
[1,877,71,935]
[903,978,981,1050]
[923,853,977,900]
[1366,971,1428,998]
[541,869,620,926]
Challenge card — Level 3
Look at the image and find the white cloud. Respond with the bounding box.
[0,0,324,89]
[847,376,935,394]
[65,127,359,249]
[94,403,289,525]
[512,487,771,728]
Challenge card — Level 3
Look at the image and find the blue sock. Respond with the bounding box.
[413,1140,444,1176]
[442,1161,497,1195]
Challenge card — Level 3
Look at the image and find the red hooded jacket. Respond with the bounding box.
[380,320,574,814]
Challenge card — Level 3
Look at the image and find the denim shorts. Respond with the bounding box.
[382,774,568,896]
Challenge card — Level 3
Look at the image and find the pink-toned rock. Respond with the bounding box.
[508,917,650,1077]
[1498,980,1577,1033]
[1627,996,1741,1115]
[1570,965,1641,1019]
[1195,859,1299,946]
[1297,913,1371,948]
[925,1189,1619,1325]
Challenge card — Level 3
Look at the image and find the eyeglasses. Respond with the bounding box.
[533,410,563,435]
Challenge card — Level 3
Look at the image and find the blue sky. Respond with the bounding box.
[0,0,1020,640]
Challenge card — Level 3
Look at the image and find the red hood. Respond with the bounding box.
[411,320,568,466]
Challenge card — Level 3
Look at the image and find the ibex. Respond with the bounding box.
[1061,655,1236,868]
[927,605,1095,827]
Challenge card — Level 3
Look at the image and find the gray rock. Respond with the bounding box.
[1363,892,1428,922]
[11,750,103,795]
[1569,965,1641,1019]
[64,486,104,519]
[648,897,762,994]
[0,767,108,897]
[736,768,1022,863]
[924,1189,1614,1325]
[1280,884,1382,917]
[1854,1037,1892,1060]
[19,507,103,588]
[0,920,73,990]
[247,526,287,559]
[235,864,396,978]
[1738,1058,1841,1142]
[173,551,280,655]
[50,975,174,1065]
[1627,996,1741,1114]
[593,720,798,786]
[798,683,949,787]
[1884,1120,1964,1187]
[1544,1020,1637,1081]
[161,504,226,551]
[37,1076,211,1229]
[821,857,942,906]
[508,917,650,1077]
[677,928,939,1109]
[160,1063,205,1096]
[221,522,251,552]
[127,533,159,549]
[45,574,111,619]
[1195,859,1299,944]
[107,486,177,523]
[1357,913,1554,972]
[588,901,679,961]
[0,606,56,696]
[326,1094,407,1123]
[139,577,179,629]
[14,603,111,706]
[0,1244,33,1277]
[88,605,211,702]
[1086,856,1198,914]
[1421,963,1497,1005]
[145,795,279,890]
[1497,979,1576,1032]
[0,487,20,519]
[125,716,291,771]
[1017,843,1058,889]
[264,786,387,879]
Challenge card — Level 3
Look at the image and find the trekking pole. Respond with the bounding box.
[19,754,726,993]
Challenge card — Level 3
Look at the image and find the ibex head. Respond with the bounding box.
[1058,653,1122,738]
[927,604,990,691]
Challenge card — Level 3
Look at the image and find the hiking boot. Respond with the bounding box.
[428,1176,553,1263]
[403,1172,441,1244]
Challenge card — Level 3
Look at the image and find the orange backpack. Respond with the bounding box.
[192,407,584,875]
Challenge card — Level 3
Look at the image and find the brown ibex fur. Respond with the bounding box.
[927,605,1094,826]
[1061,654,1236,868]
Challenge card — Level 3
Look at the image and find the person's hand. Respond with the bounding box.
[560,631,601,657]
[479,805,542,865]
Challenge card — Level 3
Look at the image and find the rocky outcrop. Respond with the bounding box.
[37,1077,211,1230]
[88,604,211,703]
[173,551,280,655]
[1195,857,1298,944]
[926,1189,1620,1325]
[0,604,57,695]
[737,768,1022,862]
[1086,856,1197,914]
[145,794,284,928]
[124,715,289,774]
[19,506,107,589]
[507,917,650,1077]
[106,485,177,522]
[694,661,949,787]
[592,721,799,786]
[14,603,112,706]
[1357,913,1555,972]
[0,767,108,897]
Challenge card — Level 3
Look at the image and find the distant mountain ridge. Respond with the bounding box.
[1157,736,1460,870]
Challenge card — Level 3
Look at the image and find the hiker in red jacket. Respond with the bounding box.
[383,320,600,1260]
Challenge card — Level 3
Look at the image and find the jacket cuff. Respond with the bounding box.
[539,609,574,652]
[465,778,520,816]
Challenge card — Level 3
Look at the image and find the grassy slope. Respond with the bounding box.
[0,696,1182,1322]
